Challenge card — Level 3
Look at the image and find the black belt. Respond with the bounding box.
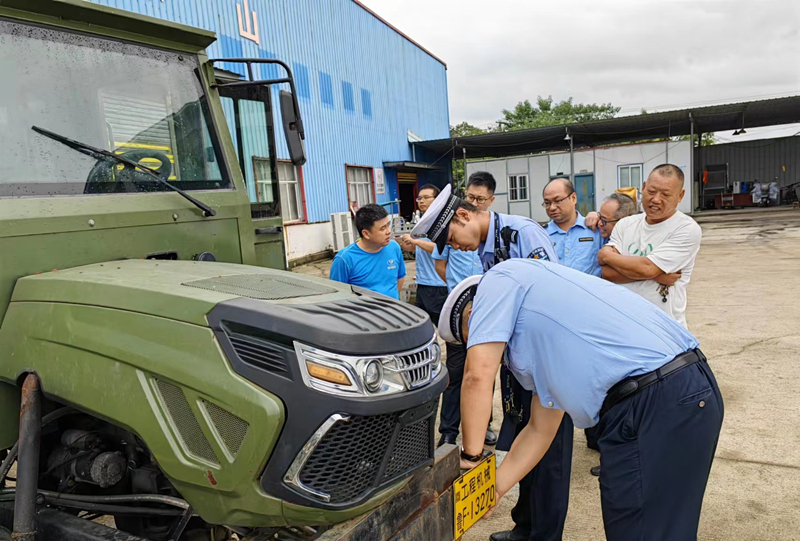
[599,348,706,419]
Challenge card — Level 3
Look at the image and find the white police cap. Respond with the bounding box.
[437,274,482,344]
[410,184,461,254]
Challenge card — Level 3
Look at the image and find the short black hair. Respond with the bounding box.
[456,199,478,213]
[418,184,440,197]
[543,177,574,196]
[355,203,388,236]
[649,164,685,188]
[467,171,496,194]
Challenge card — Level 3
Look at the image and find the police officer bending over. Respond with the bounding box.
[413,182,566,541]
[439,258,723,541]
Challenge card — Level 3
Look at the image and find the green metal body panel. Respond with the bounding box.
[0,0,400,529]
[0,263,399,527]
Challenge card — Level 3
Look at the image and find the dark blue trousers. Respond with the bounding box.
[596,358,724,541]
[439,341,467,437]
[498,367,573,541]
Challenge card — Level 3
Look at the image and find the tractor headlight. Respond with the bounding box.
[293,337,439,397]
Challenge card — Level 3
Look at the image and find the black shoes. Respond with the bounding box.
[437,433,457,447]
[489,530,529,541]
[485,428,498,446]
[590,465,601,476]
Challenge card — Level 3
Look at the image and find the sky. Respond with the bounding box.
[361,0,800,142]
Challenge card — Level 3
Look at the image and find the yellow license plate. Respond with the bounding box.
[453,453,496,538]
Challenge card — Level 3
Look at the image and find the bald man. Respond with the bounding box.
[598,164,701,328]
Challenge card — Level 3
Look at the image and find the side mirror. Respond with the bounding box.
[280,90,306,166]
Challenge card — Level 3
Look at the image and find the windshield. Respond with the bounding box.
[0,19,231,197]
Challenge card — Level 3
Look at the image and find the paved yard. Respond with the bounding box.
[294,209,800,540]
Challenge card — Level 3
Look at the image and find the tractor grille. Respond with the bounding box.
[295,409,434,503]
[395,348,434,389]
[383,417,433,481]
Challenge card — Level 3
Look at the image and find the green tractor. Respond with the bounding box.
[0,1,448,539]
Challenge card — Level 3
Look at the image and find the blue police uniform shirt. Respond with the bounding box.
[329,240,407,299]
[467,259,699,429]
[432,246,483,292]
[545,212,604,277]
[479,212,559,272]
[415,241,446,287]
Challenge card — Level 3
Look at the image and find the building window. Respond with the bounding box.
[361,88,372,118]
[346,166,374,209]
[342,81,355,112]
[278,161,305,223]
[319,71,334,108]
[509,175,528,201]
[253,157,277,204]
[619,164,643,191]
[293,62,310,99]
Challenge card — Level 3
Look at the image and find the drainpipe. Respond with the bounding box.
[462,147,468,190]
[689,112,697,211]
[568,128,574,184]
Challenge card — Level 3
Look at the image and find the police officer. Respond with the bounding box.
[438,259,723,541]
[543,178,604,277]
[412,183,568,541]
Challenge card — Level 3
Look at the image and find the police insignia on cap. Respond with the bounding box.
[411,185,462,252]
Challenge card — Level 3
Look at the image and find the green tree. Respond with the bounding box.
[449,123,487,185]
[498,96,620,131]
[450,121,486,138]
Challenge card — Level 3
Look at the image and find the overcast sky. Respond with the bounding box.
[362,0,800,142]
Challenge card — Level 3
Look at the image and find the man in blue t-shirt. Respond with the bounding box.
[329,204,406,299]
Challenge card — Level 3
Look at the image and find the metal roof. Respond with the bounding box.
[351,0,446,67]
[419,95,800,160]
[0,0,217,50]
[383,161,444,171]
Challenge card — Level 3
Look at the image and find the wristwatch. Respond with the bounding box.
[460,447,485,463]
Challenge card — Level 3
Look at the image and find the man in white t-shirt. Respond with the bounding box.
[598,164,701,328]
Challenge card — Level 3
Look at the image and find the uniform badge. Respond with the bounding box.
[527,247,550,260]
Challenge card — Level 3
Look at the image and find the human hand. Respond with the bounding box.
[597,245,620,265]
[399,234,415,251]
[584,211,600,231]
[460,457,480,470]
[656,271,682,286]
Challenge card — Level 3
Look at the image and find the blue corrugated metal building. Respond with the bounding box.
[89,0,450,261]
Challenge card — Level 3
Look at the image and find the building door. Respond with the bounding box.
[397,172,418,221]
[574,173,596,215]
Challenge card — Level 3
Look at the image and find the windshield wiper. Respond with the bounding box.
[32,126,216,217]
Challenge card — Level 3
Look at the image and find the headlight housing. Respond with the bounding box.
[294,336,441,397]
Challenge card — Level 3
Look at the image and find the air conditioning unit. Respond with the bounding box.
[330,212,355,252]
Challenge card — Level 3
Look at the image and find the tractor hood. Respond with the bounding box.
[11,259,434,355]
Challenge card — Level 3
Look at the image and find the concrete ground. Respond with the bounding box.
[295,208,800,540]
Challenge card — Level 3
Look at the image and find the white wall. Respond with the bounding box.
[466,139,694,220]
[594,140,692,215]
[285,221,334,262]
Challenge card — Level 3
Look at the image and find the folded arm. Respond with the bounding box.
[598,246,665,280]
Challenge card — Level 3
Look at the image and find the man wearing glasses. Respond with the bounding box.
[598,192,638,240]
[430,172,497,448]
[411,173,559,541]
[399,184,449,327]
[543,178,605,277]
